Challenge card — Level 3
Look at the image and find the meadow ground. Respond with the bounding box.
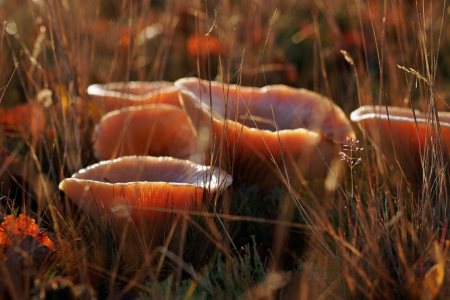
[1,0,450,299]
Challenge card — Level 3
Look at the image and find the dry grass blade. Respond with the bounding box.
[397,65,429,84]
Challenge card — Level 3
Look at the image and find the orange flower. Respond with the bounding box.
[0,214,55,252]
[36,234,55,250]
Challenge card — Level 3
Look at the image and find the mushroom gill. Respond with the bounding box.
[59,156,232,229]
[92,104,196,161]
[175,78,354,187]
[87,81,181,114]
[351,105,450,185]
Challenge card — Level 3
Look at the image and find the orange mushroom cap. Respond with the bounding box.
[58,156,232,229]
[350,105,450,184]
[175,78,354,187]
[92,104,197,161]
[87,81,181,115]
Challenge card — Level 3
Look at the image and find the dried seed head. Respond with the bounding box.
[339,137,363,168]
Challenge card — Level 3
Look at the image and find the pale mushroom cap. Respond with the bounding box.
[175,77,354,141]
[351,105,450,125]
[350,105,450,148]
[92,104,196,161]
[350,105,450,183]
[59,156,232,222]
[87,81,181,114]
[175,78,354,186]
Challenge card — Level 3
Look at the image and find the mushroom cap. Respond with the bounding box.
[351,105,450,185]
[58,156,232,225]
[175,78,354,187]
[92,104,197,161]
[87,81,181,114]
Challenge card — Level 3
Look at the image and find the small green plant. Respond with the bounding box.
[138,237,268,300]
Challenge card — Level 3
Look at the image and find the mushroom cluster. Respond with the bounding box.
[60,78,356,241]
[58,81,232,235]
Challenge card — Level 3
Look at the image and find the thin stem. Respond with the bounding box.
[351,142,354,198]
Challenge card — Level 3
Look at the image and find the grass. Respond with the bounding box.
[1,0,450,299]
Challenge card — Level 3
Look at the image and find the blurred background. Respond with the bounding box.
[3,0,449,113]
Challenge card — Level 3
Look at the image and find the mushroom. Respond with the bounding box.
[87,81,181,114]
[58,156,232,234]
[350,105,450,185]
[175,78,354,187]
[92,104,197,161]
